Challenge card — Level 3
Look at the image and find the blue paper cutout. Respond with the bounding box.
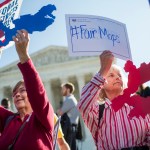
[0,4,56,46]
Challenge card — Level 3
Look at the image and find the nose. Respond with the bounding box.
[116,75,121,80]
[13,91,21,98]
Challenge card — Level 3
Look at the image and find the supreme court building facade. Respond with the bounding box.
[0,45,99,111]
[0,45,99,149]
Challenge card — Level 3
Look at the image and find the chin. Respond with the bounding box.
[16,104,25,110]
[113,87,123,93]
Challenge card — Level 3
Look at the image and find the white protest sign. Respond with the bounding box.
[65,14,132,61]
[0,0,23,52]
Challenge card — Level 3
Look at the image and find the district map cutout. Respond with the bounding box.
[0,0,56,55]
[111,60,150,118]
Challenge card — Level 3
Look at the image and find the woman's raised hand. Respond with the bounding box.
[12,29,30,64]
[99,50,114,78]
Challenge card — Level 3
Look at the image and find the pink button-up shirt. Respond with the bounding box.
[78,72,150,150]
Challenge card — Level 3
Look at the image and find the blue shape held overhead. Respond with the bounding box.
[0,4,56,46]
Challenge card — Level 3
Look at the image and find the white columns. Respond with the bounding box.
[0,87,4,101]
[43,81,55,109]
[60,77,68,85]
[76,75,85,97]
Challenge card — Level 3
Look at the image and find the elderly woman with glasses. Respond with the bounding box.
[0,29,54,150]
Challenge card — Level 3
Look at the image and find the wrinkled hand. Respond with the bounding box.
[12,29,30,64]
[99,50,114,78]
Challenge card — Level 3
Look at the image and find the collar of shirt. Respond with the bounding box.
[16,114,30,122]
[66,94,73,98]
[104,98,111,109]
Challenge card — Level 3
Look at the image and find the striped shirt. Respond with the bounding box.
[77,72,150,150]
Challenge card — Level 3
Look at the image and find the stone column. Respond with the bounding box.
[76,75,85,97]
[43,80,55,108]
[0,87,4,102]
[60,77,68,85]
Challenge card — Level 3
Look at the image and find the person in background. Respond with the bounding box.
[77,50,150,150]
[0,29,54,150]
[1,98,11,110]
[136,83,150,97]
[57,82,79,150]
[54,114,70,150]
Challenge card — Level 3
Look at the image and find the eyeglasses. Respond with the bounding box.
[12,87,26,97]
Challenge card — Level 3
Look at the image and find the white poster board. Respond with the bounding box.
[65,14,132,61]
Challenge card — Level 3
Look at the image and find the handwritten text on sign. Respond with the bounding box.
[70,25,120,46]
[66,15,132,61]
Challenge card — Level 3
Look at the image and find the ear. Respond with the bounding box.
[66,88,70,94]
[103,79,108,87]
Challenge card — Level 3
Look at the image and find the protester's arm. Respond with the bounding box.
[77,50,114,137]
[13,29,54,132]
[57,98,75,116]
[54,114,70,150]
[77,73,105,130]
[57,137,70,150]
[0,106,13,132]
[145,115,150,146]
[146,129,150,146]
[57,109,63,116]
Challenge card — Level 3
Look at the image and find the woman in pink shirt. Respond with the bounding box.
[78,51,150,150]
[0,29,54,150]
